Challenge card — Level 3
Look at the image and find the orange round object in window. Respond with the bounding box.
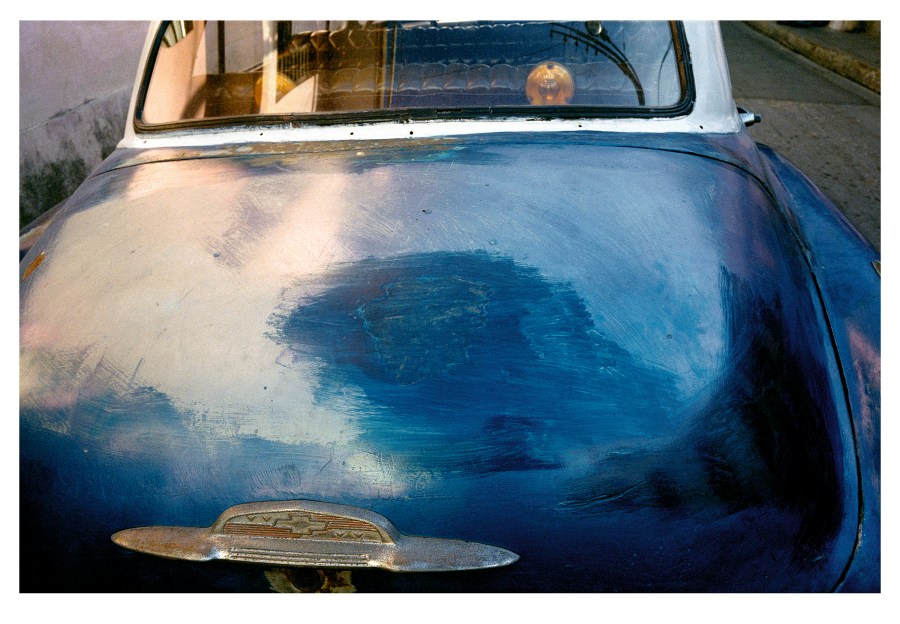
[526,62,574,105]
[254,72,297,108]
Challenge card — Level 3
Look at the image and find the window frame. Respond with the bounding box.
[133,20,696,133]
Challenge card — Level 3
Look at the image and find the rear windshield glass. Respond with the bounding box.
[138,21,691,127]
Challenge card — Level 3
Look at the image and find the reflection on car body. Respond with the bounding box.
[19,20,880,592]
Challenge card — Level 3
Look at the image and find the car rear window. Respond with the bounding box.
[137,20,692,128]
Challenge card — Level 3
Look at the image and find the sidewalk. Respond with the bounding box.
[744,21,880,94]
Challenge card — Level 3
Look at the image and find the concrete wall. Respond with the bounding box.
[19,21,150,228]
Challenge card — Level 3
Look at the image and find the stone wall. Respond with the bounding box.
[19,21,150,228]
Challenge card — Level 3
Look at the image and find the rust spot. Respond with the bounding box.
[22,252,46,281]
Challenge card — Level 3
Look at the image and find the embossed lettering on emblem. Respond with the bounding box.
[223,511,384,542]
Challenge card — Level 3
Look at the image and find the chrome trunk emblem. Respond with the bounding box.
[112,500,519,572]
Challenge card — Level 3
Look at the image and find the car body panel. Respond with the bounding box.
[20,130,865,591]
[757,145,880,591]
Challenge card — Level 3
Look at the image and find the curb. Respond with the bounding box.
[744,21,880,94]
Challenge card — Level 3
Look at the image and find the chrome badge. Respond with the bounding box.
[112,500,519,572]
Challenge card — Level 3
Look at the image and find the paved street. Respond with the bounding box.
[720,21,881,251]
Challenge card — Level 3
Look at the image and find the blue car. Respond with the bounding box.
[19,20,880,592]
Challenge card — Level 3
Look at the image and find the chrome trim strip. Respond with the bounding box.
[112,500,519,573]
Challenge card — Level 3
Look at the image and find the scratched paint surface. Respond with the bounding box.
[20,133,859,590]
[271,251,680,474]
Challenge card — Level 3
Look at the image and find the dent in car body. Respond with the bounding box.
[20,131,862,591]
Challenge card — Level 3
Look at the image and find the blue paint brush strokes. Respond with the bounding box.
[271,251,681,474]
